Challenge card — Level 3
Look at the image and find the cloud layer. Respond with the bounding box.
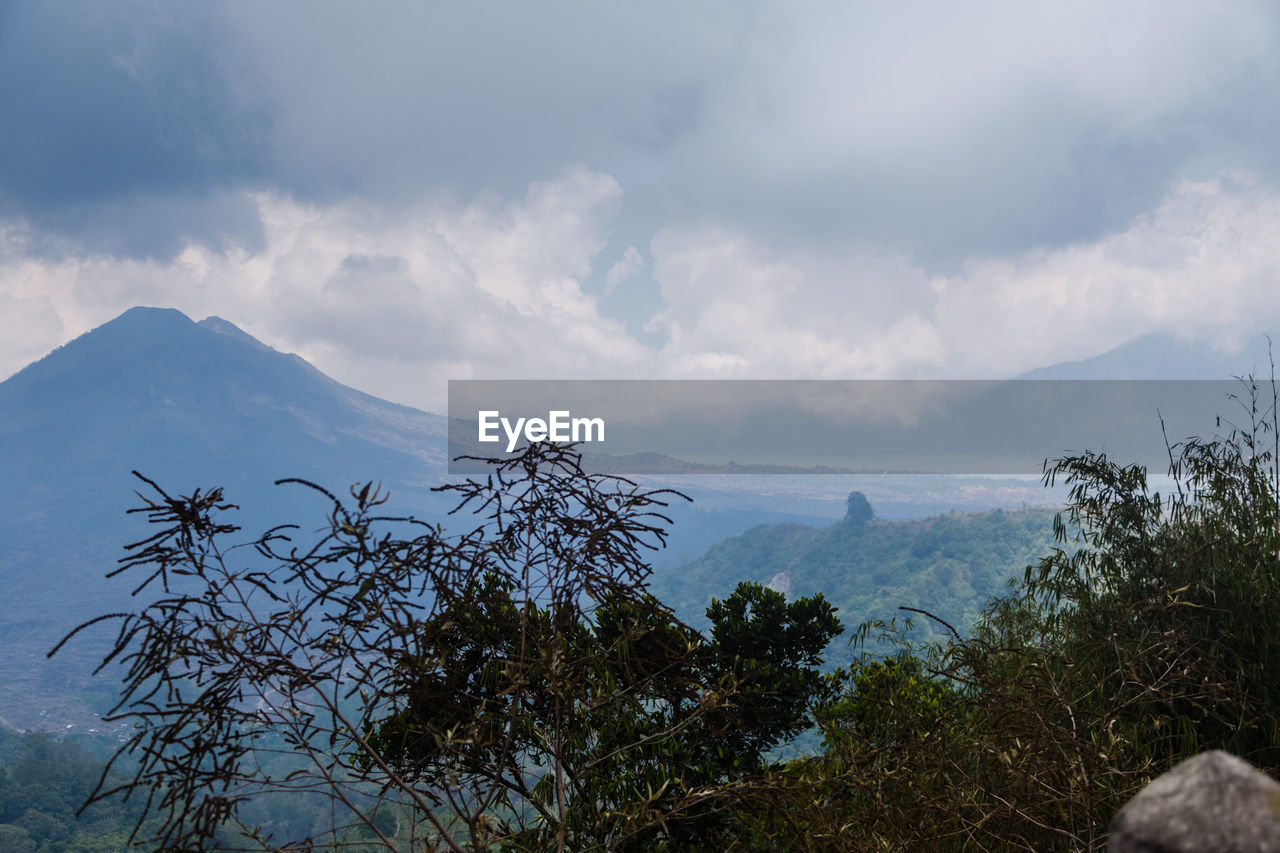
[4,3,1280,405]
[4,170,1280,410]
[6,3,1280,256]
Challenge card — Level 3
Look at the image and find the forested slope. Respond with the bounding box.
[654,492,1059,662]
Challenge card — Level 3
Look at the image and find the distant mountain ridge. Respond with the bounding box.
[1019,333,1276,379]
[0,307,458,731]
[0,306,446,485]
[0,307,850,730]
[653,494,1059,666]
[16,308,1241,732]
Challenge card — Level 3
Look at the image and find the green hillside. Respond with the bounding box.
[653,492,1060,664]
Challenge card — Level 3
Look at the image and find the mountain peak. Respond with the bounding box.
[0,304,449,731]
[104,305,195,333]
[1019,333,1276,379]
[197,315,273,352]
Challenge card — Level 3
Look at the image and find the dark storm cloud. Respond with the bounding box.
[666,2,1280,266]
[4,1,1280,267]
[0,2,270,256]
[214,2,735,202]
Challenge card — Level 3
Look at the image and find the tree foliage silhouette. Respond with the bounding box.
[56,443,839,852]
[747,376,1280,852]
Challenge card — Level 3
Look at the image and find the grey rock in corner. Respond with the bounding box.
[1110,750,1280,852]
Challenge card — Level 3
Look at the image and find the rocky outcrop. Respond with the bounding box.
[1110,750,1280,852]
[844,491,874,528]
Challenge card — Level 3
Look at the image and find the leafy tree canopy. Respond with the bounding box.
[56,445,841,852]
[757,378,1280,851]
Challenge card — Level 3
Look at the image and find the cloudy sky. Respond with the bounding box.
[3,1,1280,410]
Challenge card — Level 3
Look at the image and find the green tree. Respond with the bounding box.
[56,444,841,852]
[369,578,839,852]
[747,377,1280,851]
[0,825,34,853]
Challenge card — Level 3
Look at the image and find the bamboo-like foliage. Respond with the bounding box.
[739,376,1280,852]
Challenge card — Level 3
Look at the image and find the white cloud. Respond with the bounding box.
[640,174,1280,380]
[0,290,62,375]
[932,174,1280,374]
[605,246,645,292]
[4,170,1280,408]
[648,224,945,377]
[0,169,651,410]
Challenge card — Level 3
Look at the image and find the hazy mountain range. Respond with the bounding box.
[0,307,1268,731]
[1017,332,1276,379]
[0,308,833,729]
